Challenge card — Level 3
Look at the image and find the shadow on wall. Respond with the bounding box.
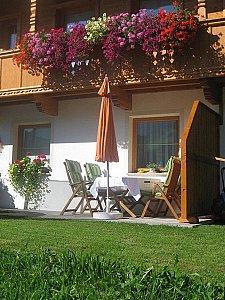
[0,180,15,209]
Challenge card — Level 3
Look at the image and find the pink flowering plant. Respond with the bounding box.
[134,10,163,56]
[9,153,51,209]
[102,12,133,63]
[14,1,199,72]
[66,24,91,67]
[14,29,69,76]
[14,26,91,75]
[102,10,163,62]
[102,2,198,62]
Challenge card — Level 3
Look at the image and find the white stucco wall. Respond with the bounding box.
[0,88,219,211]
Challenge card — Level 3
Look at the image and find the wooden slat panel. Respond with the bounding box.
[1,57,21,89]
[21,70,42,87]
[207,0,223,19]
[181,100,220,222]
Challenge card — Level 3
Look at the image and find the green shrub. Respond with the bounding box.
[0,249,224,300]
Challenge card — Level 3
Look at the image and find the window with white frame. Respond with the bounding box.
[18,124,51,158]
[133,117,179,170]
[140,0,175,14]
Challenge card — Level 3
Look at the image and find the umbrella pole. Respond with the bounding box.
[106,161,110,213]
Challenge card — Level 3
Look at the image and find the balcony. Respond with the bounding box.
[0,18,225,107]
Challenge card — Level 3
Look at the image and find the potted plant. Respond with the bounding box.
[9,153,51,209]
[146,162,159,172]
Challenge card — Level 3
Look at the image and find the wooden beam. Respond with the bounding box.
[34,94,58,116]
[111,86,132,110]
[200,78,222,105]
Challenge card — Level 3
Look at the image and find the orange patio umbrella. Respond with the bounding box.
[95,76,119,212]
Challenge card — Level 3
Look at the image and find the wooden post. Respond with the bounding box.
[198,0,206,20]
[30,0,37,33]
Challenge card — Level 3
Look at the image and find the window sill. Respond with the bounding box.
[127,172,167,177]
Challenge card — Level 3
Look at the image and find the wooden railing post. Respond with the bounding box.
[30,0,37,33]
[198,0,206,20]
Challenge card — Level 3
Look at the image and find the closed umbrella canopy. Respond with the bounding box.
[95,76,119,214]
[95,76,119,163]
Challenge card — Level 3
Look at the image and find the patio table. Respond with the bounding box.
[90,176,141,201]
[90,174,168,218]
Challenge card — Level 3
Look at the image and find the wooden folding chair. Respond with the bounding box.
[84,162,106,208]
[84,162,134,215]
[60,160,103,216]
[141,157,181,220]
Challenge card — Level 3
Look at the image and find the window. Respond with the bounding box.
[18,124,51,158]
[55,1,96,30]
[0,18,18,50]
[65,11,94,31]
[140,0,174,14]
[133,117,179,170]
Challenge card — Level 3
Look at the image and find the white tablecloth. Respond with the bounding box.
[126,173,167,191]
[90,177,141,201]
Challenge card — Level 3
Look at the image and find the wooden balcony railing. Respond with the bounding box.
[0,18,225,103]
[0,49,42,95]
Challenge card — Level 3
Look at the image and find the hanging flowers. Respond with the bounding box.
[13,2,199,74]
[85,13,110,45]
[159,1,198,51]
[66,24,91,67]
[14,26,92,75]
[14,29,69,76]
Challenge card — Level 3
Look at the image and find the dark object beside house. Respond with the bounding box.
[212,167,225,224]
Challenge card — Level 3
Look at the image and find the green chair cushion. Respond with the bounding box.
[65,159,83,185]
[84,163,102,182]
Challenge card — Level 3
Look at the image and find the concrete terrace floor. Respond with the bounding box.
[0,208,214,228]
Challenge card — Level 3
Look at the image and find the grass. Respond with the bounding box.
[0,249,224,300]
[0,218,224,283]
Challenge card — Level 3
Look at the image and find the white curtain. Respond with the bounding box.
[136,119,178,168]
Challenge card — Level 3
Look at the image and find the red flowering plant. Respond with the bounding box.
[13,33,41,76]
[159,1,199,52]
[9,153,51,209]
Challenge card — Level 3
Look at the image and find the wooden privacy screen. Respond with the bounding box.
[181,100,220,223]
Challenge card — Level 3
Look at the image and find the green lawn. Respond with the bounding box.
[0,218,224,283]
